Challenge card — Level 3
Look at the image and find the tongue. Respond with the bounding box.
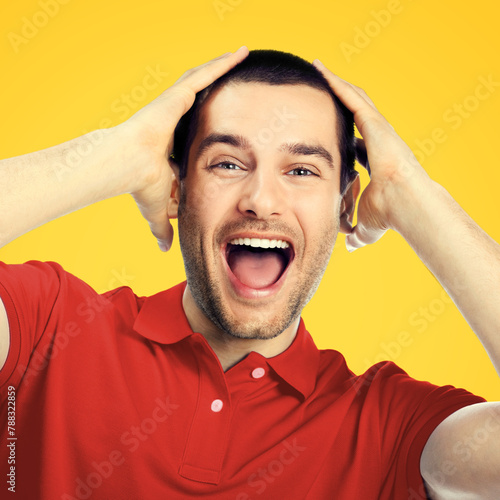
[228,248,286,289]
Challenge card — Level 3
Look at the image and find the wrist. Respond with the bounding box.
[74,127,137,198]
[382,163,439,236]
[109,122,169,195]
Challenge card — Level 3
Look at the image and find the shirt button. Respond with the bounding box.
[252,367,266,379]
[211,399,223,412]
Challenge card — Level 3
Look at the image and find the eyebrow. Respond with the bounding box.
[279,142,335,170]
[196,133,250,158]
[195,132,335,169]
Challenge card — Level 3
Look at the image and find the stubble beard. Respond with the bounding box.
[177,190,338,341]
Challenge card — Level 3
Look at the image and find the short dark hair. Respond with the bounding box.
[173,49,356,193]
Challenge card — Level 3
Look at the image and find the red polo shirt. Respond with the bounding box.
[0,261,485,499]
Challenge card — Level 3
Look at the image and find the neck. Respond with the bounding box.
[182,285,300,371]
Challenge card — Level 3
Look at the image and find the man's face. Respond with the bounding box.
[177,82,346,340]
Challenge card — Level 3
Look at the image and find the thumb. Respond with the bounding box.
[151,216,174,252]
[131,162,175,252]
[135,195,175,252]
[345,222,387,252]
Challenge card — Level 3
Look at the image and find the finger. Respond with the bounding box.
[153,219,174,252]
[345,223,387,252]
[147,207,174,252]
[354,137,371,177]
[313,60,378,111]
[174,51,234,85]
[175,46,249,95]
[132,161,175,251]
[135,196,174,252]
[333,75,378,110]
[212,51,233,61]
[134,47,249,136]
[150,47,249,122]
[312,60,388,138]
[179,51,234,82]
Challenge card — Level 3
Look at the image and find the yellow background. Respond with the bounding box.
[1,0,499,400]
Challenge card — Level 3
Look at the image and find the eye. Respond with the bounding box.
[287,166,317,176]
[210,162,242,171]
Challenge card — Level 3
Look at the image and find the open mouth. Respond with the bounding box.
[224,237,294,291]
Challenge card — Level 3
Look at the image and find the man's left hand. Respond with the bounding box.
[313,59,431,252]
[314,59,500,499]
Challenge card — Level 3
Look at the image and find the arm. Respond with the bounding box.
[313,60,500,497]
[0,47,248,251]
[0,46,249,370]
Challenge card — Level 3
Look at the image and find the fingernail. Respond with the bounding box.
[345,240,357,253]
[158,241,169,252]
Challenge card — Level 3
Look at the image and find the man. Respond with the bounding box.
[0,47,499,499]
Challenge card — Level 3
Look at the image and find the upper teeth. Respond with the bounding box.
[229,238,290,249]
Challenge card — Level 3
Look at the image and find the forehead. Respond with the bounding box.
[194,82,339,153]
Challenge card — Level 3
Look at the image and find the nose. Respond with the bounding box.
[237,167,287,219]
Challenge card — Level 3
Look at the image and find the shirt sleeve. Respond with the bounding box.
[366,361,486,499]
[0,260,70,389]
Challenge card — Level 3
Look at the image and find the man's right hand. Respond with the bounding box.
[0,46,248,252]
[0,46,248,370]
[115,46,249,251]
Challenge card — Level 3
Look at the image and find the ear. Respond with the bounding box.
[167,164,181,219]
[339,172,360,234]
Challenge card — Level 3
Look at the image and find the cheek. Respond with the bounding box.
[294,194,340,250]
[184,171,233,207]
[295,191,340,224]
[181,176,235,232]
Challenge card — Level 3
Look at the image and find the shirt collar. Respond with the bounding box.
[264,318,320,399]
[133,281,320,399]
[133,281,194,345]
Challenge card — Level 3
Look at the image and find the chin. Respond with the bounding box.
[198,286,304,341]
[220,317,292,341]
